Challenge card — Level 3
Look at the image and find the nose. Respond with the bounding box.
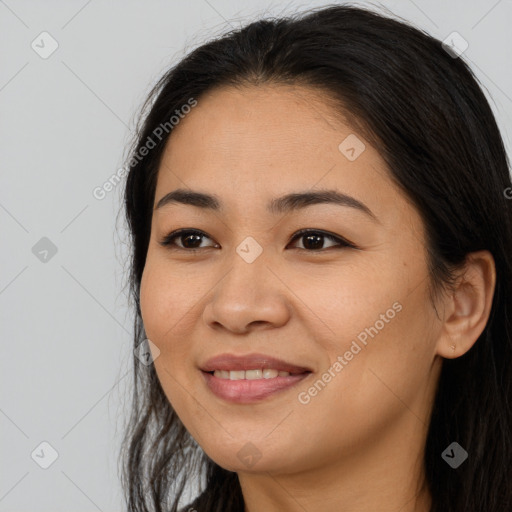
[202,252,291,335]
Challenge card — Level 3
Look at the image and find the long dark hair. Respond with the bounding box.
[119,3,512,511]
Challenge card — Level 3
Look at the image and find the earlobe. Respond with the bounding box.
[435,250,496,359]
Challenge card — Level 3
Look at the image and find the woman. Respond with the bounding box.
[119,4,512,511]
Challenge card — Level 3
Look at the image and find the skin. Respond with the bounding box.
[139,84,496,512]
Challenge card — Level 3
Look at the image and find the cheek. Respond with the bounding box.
[290,297,435,460]
[139,258,196,339]
[139,259,204,428]
[139,261,166,339]
[139,257,210,390]
[295,257,404,347]
[296,259,436,416]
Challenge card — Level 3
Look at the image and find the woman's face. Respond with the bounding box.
[139,84,444,476]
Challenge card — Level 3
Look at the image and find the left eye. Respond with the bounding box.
[159,228,356,252]
[289,229,355,250]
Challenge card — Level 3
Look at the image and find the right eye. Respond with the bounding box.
[159,229,219,252]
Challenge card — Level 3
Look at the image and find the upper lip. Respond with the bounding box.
[200,353,312,374]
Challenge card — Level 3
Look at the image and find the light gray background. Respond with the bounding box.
[1,0,511,510]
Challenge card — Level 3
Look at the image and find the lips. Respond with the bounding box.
[199,353,313,403]
[200,352,312,374]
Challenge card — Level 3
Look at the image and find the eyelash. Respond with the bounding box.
[158,228,357,252]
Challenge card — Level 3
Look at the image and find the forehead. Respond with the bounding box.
[154,84,411,226]
[166,84,354,157]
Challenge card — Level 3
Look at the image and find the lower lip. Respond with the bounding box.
[201,370,311,404]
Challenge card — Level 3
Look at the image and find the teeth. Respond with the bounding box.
[245,369,262,380]
[212,369,291,380]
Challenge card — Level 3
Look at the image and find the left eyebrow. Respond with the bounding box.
[154,188,379,222]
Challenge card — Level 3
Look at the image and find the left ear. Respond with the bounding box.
[435,250,496,359]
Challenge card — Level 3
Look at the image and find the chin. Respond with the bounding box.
[201,441,301,475]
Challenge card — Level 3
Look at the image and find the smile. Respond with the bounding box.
[199,352,313,403]
[212,369,293,379]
